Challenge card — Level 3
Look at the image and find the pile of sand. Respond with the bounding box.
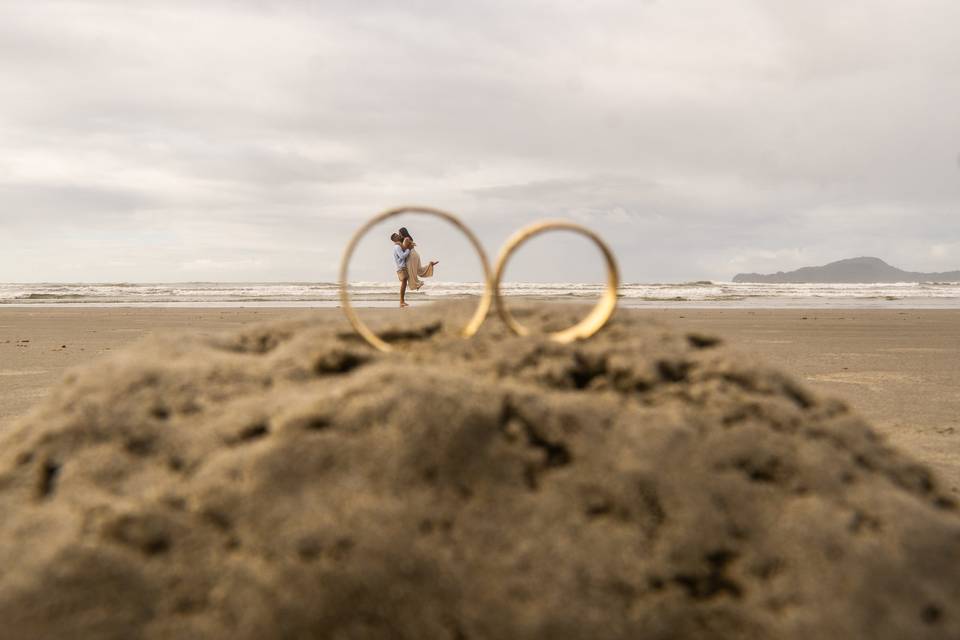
[0,304,957,639]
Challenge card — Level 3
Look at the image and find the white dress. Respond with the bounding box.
[406,248,434,290]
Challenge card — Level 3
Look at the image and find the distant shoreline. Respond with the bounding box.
[3,297,960,310]
[2,281,960,309]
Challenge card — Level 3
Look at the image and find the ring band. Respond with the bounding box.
[339,206,493,352]
[491,220,619,343]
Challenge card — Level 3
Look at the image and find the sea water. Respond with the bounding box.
[2,281,960,308]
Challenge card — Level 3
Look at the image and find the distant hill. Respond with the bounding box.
[733,257,960,283]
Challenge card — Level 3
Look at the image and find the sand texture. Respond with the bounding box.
[0,307,305,424]
[0,303,958,639]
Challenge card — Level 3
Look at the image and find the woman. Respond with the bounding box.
[398,227,439,291]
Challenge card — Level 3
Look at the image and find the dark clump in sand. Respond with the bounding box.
[0,303,958,639]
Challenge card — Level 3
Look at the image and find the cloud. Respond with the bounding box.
[0,0,958,282]
[179,258,266,272]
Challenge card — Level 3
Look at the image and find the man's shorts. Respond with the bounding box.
[396,269,408,282]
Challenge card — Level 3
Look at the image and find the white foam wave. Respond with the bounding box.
[2,281,959,307]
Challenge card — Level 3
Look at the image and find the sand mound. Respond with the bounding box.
[1,304,958,639]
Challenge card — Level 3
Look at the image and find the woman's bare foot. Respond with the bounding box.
[400,302,409,308]
[430,261,439,266]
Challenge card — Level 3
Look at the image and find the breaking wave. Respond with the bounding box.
[1,281,959,308]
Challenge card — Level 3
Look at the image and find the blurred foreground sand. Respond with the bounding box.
[1,306,958,494]
[1,303,958,638]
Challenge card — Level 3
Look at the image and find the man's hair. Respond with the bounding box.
[390,232,402,242]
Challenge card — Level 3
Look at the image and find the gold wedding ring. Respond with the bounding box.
[491,220,620,343]
[339,205,493,352]
[340,209,619,350]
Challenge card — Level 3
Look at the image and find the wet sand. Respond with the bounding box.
[1,306,958,494]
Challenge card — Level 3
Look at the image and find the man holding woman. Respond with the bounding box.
[391,226,438,307]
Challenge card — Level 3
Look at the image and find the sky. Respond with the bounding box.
[1,0,958,283]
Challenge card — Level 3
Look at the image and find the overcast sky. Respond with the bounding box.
[1,0,958,283]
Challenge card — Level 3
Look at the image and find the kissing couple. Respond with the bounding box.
[391,226,439,308]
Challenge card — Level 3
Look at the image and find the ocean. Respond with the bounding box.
[2,281,960,308]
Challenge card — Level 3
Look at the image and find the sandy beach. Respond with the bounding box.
[2,302,958,638]
[2,306,958,495]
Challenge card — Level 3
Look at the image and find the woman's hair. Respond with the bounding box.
[398,227,413,241]
[390,232,402,242]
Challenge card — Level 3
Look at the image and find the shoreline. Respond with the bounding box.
[3,281,960,310]
[3,298,960,309]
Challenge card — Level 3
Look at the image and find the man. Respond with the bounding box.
[391,232,411,307]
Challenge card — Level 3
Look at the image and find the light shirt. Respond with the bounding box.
[393,245,411,270]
